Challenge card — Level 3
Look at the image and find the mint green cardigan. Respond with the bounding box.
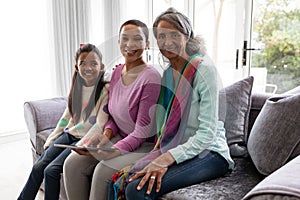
[168,57,234,170]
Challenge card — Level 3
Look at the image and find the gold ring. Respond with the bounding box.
[150,176,156,180]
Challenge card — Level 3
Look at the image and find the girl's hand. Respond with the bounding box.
[83,128,113,147]
[83,128,118,160]
[97,128,114,147]
[93,148,121,160]
[129,152,175,194]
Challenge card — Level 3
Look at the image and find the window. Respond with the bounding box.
[152,0,187,19]
[194,0,247,87]
[0,0,54,135]
[250,0,300,94]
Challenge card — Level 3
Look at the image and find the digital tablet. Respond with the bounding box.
[54,144,117,152]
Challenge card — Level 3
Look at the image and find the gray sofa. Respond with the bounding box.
[24,83,300,200]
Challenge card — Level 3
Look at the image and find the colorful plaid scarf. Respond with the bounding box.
[130,54,203,172]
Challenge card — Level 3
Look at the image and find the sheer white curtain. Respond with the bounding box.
[90,0,152,72]
[0,0,54,135]
[102,0,122,68]
[94,0,123,71]
[50,0,91,96]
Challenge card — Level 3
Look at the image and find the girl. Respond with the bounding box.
[18,43,109,200]
[63,19,161,200]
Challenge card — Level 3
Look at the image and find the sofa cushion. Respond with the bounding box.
[247,94,300,175]
[219,76,254,157]
[36,129,54,155]
[161,157,263,200]
[247,93,271,140]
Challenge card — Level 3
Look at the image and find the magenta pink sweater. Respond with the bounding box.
[104,64,161,153]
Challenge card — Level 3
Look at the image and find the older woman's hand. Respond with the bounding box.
[129,152,175,194]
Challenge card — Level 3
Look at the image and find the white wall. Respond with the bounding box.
[0,0,55,134]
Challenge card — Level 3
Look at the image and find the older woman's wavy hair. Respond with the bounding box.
[153,7,206,56]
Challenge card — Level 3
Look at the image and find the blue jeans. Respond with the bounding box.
[17,132,78,200]
[124,150,230,200]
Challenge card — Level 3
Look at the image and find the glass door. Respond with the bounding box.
[250,0,300,94]
[151,0,249,84]
[193,0,249,87]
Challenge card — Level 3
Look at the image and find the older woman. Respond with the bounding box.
[122,8,234,199]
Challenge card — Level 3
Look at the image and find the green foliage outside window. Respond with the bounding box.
[252,0,300,93]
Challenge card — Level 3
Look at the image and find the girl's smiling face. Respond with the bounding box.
[119,24,149,63]
[75,52,103,86]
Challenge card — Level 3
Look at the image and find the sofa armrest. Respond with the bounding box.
[24,97,67,152]
[243,155,300,199]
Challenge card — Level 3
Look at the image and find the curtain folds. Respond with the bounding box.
[100,0,122,69]
[51,0,91,96]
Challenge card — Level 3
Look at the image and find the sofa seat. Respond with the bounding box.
[24,87,300,199]
[160,157,265,200]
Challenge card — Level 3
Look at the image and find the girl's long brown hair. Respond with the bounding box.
[68,44,107,123]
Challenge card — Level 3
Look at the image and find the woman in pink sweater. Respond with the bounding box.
[63,19,161,200]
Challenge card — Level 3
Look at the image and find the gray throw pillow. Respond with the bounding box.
[247,94,300,175]
[219,76,254,157]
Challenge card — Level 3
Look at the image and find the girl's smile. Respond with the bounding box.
[76,52,103,86]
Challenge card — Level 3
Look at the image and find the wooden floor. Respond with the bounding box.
[0,135,44,200]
